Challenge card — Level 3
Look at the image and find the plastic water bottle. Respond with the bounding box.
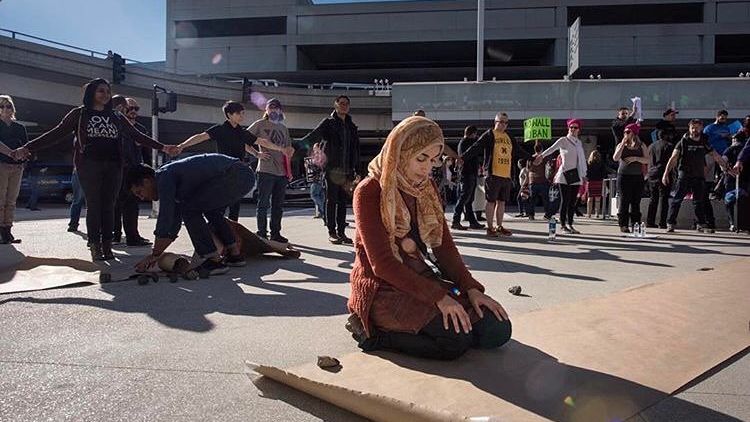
[641,222,647,238]
[548,217,557,241]
[633,222,641,237]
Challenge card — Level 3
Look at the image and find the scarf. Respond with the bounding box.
[367,116,445,262]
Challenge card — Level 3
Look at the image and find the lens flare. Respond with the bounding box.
[212,53,223,65]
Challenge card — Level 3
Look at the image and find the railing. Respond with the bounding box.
[0,27,143,63]
[0,27,394,94]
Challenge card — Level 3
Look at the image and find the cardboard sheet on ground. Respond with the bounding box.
[251,258,750,422]
[0,256,140,294]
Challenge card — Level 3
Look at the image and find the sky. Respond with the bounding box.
[0,0,402,62]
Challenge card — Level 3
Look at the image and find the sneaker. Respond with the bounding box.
[528,215,536,221]
[223,254,247,267]
[329,234,343,244]
[126,237,152,247]
[468,223,485,230]
[451,222,468,231]
[568,226,581,234]
[658,224,668,229]
[67,225,78,232]
[513,213,525,218]
[339,235,354,245]
[486,228,499,238]
[561,226,574,234]
[730,224,737,232]
[620,226,631,233]
[666,224,675,233]
[196,259,229,276]
[497,226,513,236]
[702,227,715,234]
[256,231,268,240]
[270,234,288,243]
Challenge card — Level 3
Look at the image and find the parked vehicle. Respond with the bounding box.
[17,163,74,203]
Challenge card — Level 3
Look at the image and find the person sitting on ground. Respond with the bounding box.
[346,116,512,361]
[126,153,255,275]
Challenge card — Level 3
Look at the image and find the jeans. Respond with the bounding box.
[256,172,287,237]
[114,167,141,240]
[361,313,512,360]
[558,184,579,227]
[180,162,254,257]
[325,172,349,236]
[25,166,40,209]
[668,177,706,226]
[646,179,669,227]
[452,175,478,225]
[76,158,122,243]
[617,174,644,228]
[526,183,550,218]
[68,171,86,229]
[310,181,326,219]
[0,163,23,227]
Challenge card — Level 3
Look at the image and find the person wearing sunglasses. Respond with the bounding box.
[0,95,28,244]
[613,123,648,233]
[110,97,152,246]
[461,112,532,237]
[534,119,588,234]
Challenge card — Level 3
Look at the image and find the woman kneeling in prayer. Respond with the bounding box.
[346,116,512,360]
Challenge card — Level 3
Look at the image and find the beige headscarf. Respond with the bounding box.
[367,116,445,262]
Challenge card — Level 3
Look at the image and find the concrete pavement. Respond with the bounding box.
[1,205,748,421]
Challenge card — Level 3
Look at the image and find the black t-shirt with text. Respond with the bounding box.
[675,134,713,179]
[83,110,122,162]
[206,120,258,160]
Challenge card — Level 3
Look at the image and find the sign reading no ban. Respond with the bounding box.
[523,117,552,141]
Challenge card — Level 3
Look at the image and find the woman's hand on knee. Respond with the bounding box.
[467,289,509,322]
[436,295,472,334]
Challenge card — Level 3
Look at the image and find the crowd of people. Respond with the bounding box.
[435,108,749,236]
[2,79,750,361]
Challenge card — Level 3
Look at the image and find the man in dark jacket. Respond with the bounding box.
[451,125,484,230]
[610,106,636,168]
[655,108,679,144]
[127,154,254,275]
[299,95,360,245]
[646,129,675,228]
[462,112,532,237]
[114,97,152,246]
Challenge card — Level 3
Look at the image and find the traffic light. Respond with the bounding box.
[112,53,126,84]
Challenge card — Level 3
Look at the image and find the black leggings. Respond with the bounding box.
[617,174,644,228]
[77,158,122,244]
[558,184,579,227]
[361,313,512,360]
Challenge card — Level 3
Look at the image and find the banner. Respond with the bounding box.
[523,116,552,141]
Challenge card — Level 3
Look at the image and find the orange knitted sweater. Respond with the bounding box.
[348,177,485,335]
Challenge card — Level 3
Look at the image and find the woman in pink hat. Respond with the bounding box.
[613,123,648,233]
[534,119,588,234]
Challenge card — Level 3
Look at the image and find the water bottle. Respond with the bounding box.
[548,217,557,241]
[633,222,641,237]
[641,222,647,238]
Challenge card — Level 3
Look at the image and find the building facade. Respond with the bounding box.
[167,0,750,83]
